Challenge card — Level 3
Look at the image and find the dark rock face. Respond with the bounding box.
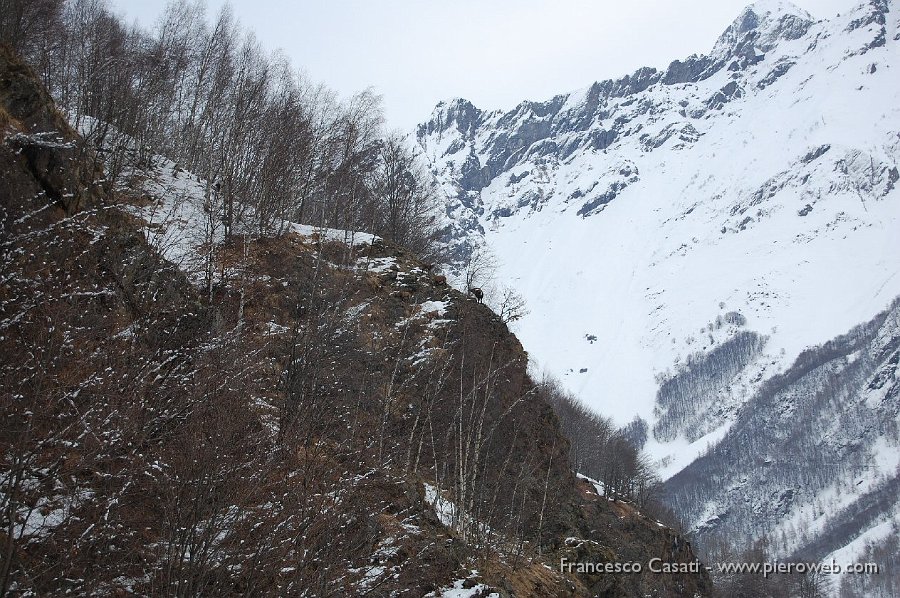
[844,0,890,54]
[757,59,796,89]
[662,55,713,85]
[459,148,491,192]
[576,188,618,218]
[0,47,67,132]
[714,5,813,56]
[6,132,100,214]
[706,81,744,111]
[801,144,832,164]
[1,47,105,214]
[418,62,669,194]
[640,123,700,151]
[416,98,484,141]
[846,0,889,32]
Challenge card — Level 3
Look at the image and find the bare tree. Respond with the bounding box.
[463,246,498,291]
[372,133,440,256]
[494,285,529,324]
[0,0,64,62]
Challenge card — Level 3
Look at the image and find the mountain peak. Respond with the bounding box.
[712,0,813,58]
[744,0,810,17]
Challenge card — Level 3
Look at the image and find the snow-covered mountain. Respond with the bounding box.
[417,0,900,583]
[418,0,899,458]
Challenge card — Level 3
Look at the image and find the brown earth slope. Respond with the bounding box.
[1,46,711,597]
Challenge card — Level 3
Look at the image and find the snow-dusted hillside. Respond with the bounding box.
[666,298,900,595]
[418,0,900,473]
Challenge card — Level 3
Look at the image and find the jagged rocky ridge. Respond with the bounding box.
[417,0,899,437]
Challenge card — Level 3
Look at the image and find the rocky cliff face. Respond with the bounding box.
[1,47,710,597]
[1,46,104,214]
[421,0,898,258]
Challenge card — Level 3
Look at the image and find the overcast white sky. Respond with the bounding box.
[110,0,854,131]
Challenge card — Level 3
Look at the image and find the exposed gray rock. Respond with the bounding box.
[801,144,831,164]
[846,0,889,32]
[706,81,744,110]
[662,55,713,85]
[757,59,797,89]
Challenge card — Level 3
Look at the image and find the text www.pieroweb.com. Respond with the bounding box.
[559,557,880,577]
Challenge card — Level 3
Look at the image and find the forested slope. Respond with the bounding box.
[666,298,900,597]
[0,7,711,596]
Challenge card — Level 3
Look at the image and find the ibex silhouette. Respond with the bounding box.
[468,287,484,302]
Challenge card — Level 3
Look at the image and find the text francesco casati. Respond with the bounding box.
[559,558,881,577]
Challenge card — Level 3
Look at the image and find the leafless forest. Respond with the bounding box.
[0,1,709,596]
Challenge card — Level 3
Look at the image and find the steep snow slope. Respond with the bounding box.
[418,0,900,475]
